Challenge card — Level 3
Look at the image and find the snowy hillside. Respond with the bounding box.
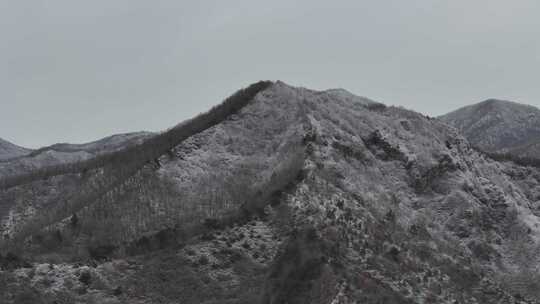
[0,131,152,178]
[2,82,540,303]
[440,99,540,157]
[0,138,30,161]
[31,132,153,155]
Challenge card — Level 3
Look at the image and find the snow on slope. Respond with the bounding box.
[323,88,379,106]
[0,138,30,161]
[0,131,152,178]
[3,82,540,303]
[34,131,153,155]
[440,99,540,156]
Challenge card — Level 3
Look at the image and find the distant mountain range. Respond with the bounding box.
[440,99,540,158]
[0,132,152,178]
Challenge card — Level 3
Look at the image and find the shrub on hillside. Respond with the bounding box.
[13,286,45,304]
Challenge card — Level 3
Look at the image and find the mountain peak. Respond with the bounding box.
[440,98,540,154]
[323,88,378,106]
[477,98,506,109]
[0,137,30,161]
[272,81,379,107]
[477,98,537,111]
[481,98,506,104]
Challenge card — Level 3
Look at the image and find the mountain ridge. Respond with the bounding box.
[2,82,540,303]
[0,131,155,183]
[439,99,540,158]
[0,138,31,161]
[27,131,153,156]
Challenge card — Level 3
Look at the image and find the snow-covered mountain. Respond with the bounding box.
[2,82,540,303]
[440,99,540,157]
[0,138,30,161]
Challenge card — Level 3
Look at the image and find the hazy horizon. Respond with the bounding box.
[2,0,540,148]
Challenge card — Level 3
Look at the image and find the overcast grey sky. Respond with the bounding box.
[2,0,540,148]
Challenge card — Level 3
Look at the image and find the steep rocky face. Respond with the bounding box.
[440,99,540,156]
[2,82,540,303]
[0,138,30,161]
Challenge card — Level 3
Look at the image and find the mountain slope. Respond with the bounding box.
[29,131,153,156]
[0,131,152,179]
[440,99,540,157]
[2,82,540,303]
[0,138,30,161]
